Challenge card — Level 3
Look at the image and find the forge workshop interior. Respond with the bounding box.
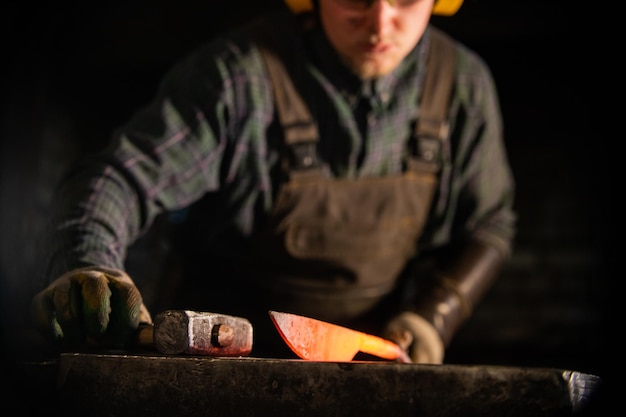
[0,1,613,415]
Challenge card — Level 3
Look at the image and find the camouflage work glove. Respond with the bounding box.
[31,266,152,348]
[383,311,444,364]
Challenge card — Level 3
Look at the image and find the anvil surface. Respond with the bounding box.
[14,352,602,417]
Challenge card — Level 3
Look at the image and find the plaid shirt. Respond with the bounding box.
[44,8,516,283]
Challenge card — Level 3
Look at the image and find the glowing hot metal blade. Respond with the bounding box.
[268,310,410,363]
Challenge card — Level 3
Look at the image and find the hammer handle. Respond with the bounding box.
[135,323,155,349]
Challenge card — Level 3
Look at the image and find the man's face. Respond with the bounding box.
[318,0,434,80]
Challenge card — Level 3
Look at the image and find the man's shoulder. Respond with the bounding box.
[229,8,301,46]
[185,8,301,66]
[164,9,297,79]
[428,25,494,81]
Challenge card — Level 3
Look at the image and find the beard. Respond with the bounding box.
[340,38,405,80]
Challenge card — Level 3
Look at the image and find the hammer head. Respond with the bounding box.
[153,310,253,356]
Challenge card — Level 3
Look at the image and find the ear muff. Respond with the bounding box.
[431,0,463,15]
[283,0,464,16]
[285,0,314,14]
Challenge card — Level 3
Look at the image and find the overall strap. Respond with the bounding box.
[411,28,456,171]
[256,19,456,174]
[254,18,321,174]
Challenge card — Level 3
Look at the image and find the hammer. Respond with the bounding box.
[135,310,253,356]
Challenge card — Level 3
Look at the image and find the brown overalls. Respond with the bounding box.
[242,26,456,343]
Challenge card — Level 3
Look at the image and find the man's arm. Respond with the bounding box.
[385,41,517,363]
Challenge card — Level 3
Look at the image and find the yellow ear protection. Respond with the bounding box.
[431,0,463,15]
[283,0,464,16]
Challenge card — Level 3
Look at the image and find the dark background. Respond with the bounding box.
[0,0,614,412]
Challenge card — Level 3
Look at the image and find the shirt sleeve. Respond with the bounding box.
[43,34,274,282]
[422,41,517,258]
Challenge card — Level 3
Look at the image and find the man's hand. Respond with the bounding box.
[383,311,444,364]
[31,266,152,348]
